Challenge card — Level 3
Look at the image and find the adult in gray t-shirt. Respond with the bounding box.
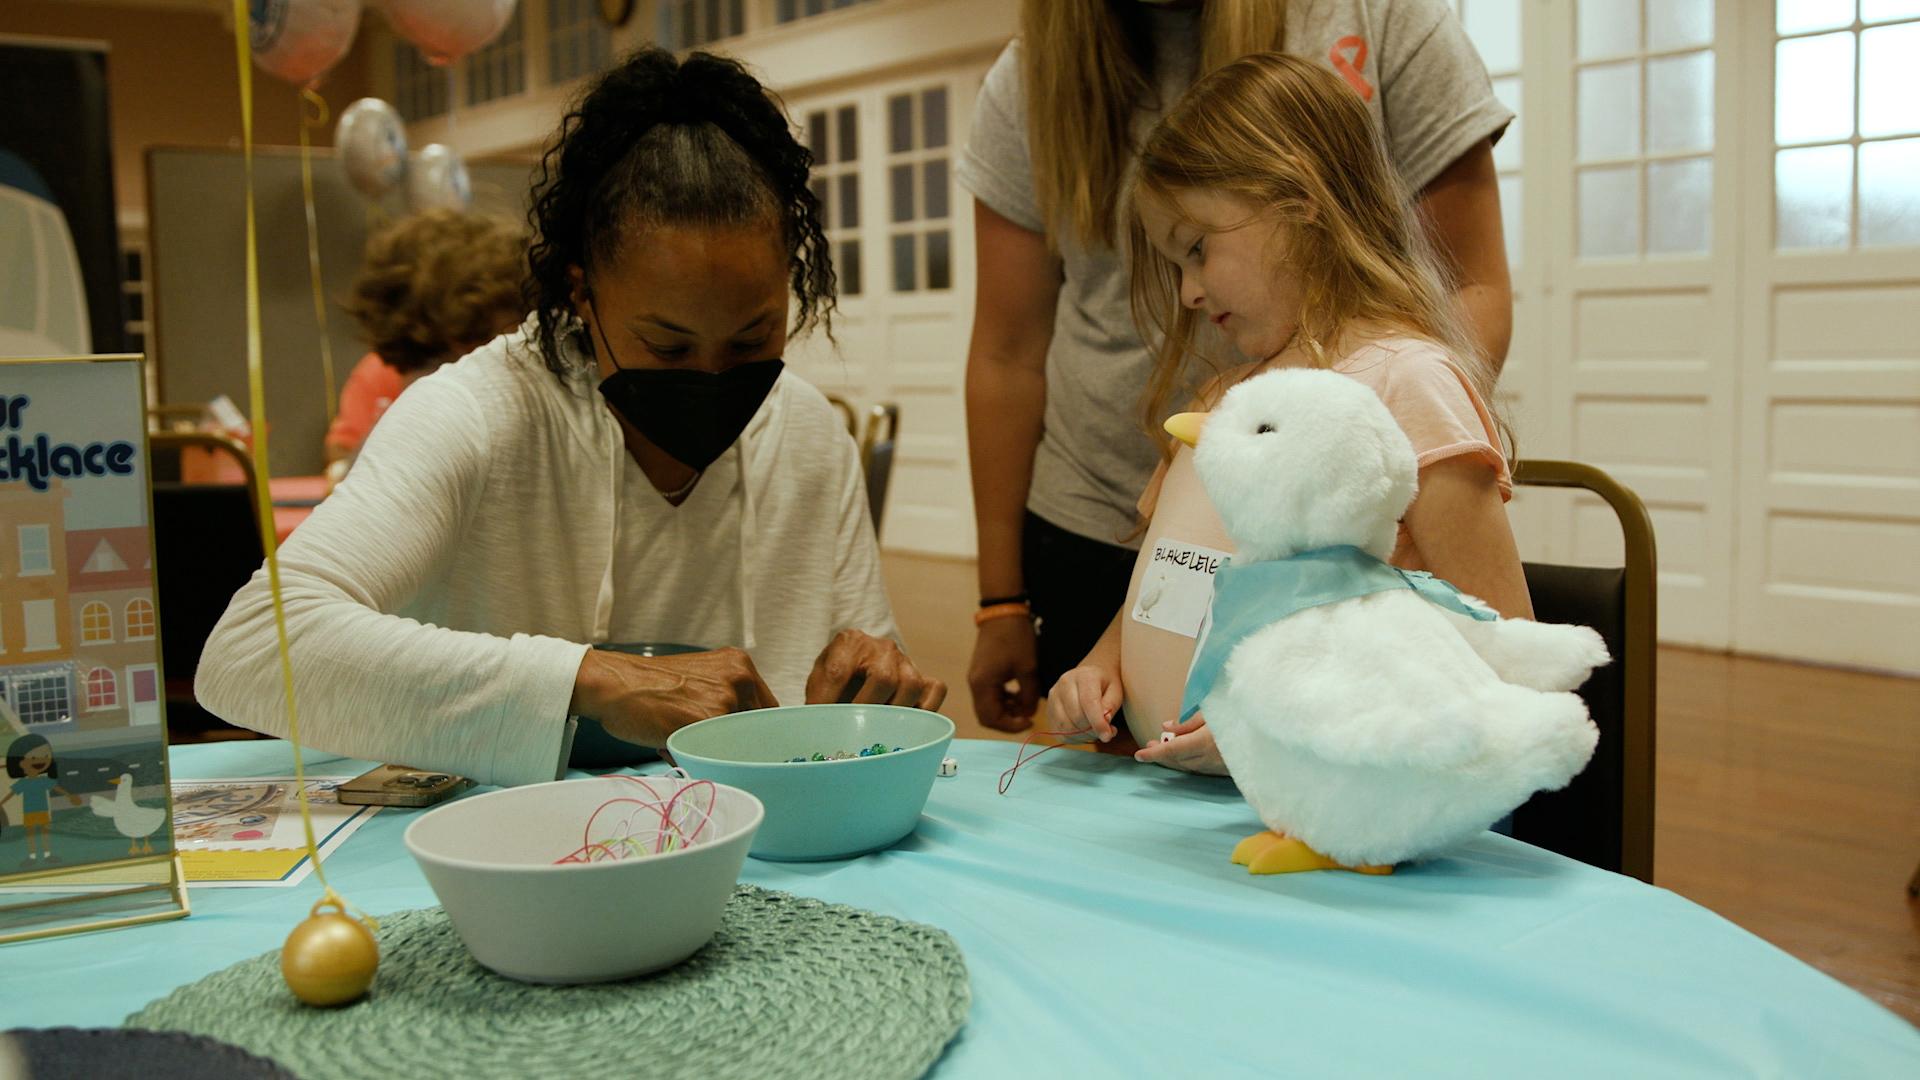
[957,0,1514,732]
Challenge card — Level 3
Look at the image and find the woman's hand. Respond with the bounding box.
[1045,663,1123,743]
[805,629,947,710]
[570,647,778,746]
[1132,714,1229,776]
[967,617,1041,732]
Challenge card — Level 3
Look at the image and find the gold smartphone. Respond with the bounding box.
[335,765,472,808]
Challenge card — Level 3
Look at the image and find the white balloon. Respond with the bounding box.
[335,97,408,199]
[375,0,516,66]
[408,143,472,212]
[250,0,362,87]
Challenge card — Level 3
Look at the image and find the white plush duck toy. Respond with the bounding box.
[91,773,167,855]
[1164,369,1609,875]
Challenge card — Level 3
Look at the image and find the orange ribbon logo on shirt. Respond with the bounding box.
[1329,35,1376,101]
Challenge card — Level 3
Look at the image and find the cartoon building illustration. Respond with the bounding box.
[0,480,78,733]
[66,527,160,729]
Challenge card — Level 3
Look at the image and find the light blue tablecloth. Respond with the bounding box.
[7,739,1917,1076]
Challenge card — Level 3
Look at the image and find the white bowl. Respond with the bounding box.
[403,776,762,984]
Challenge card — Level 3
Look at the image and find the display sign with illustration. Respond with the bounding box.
[0,356,185,943]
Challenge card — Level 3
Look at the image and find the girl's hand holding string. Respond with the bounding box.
[1045,664,1123,743]
[1133,714,1229,776]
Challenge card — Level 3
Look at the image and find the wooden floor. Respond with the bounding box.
[880,552,1920,1026]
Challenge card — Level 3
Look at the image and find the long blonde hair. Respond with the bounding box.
[1126,52,1510,460]
[1021,0,1286,251]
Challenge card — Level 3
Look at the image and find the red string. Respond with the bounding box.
[997,727,1096,796]
[554,775,718,864]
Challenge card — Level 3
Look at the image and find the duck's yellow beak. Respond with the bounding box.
[1164,412,1208,449]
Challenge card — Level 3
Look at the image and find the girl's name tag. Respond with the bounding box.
[1130,540,1230,639]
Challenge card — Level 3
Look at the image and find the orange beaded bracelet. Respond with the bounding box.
[972,601,1033,627]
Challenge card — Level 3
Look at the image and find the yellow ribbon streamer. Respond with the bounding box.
[297,87,338,425]
[230,0,366,927]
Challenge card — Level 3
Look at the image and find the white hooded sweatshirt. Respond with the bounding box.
[195,326,897,787]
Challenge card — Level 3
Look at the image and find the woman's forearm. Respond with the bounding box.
[965,199,1063,599]
[967,357,1046,598]
[1416,140,1514,373]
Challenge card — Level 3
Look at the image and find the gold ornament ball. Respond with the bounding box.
[282,907,379,1006]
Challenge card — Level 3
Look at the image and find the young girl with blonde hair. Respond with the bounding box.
[959,0,1514,739]
[1048,52,1528,775]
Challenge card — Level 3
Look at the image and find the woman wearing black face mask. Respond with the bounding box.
[196,48,944,787]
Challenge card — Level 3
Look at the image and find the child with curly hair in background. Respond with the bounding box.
[324,209,530,466]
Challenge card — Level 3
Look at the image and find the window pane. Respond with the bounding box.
[836,106,858,163]
[1863,0,1920,20]
[1577,0,1638,60]
[1775,32,1856,144]
[892,233,917,292]
[1777,0,1855,34]
[840,240,862,295]
[1499,174,1523,270]
[1463,0,1522,72]
[779,0,796,22]
[1648,157,1713,254]
[924,158,950,219]
[838,173,860,229]
[1579,164,1641,257]
[1860,23,1920,137]
[922,88,949,149]
[810,177,829,224]
[888,94,913,154]
[927,229,952,289]
[729,0,744,34]
[1491,76,1522,170]
[1649,0,1715,51]
[1648,51,1715,153]
[807,112,828,160]
[1578,61,1641,161]
[1860,137,1920,245]
[890,163,915,223]
[704,0,722,40]
[19,525,49,573]
[24,599,56,651]
[1775,144,1854,248]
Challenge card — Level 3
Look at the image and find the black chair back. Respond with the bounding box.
[1512,563,1629,872]
[150,482,264,715]
[861,403,900,532]
[1507,460,1657,882]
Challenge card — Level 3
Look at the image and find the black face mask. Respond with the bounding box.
[587,299,784,471]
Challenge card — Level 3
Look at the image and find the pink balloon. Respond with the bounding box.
[250,0,362,88]
[376,0,517,66]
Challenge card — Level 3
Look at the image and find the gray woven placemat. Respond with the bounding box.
[127,885,969,1080]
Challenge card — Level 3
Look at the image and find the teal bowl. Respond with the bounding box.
[569,642,704,768]
[666,704,954,861]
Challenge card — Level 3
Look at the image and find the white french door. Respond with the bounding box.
[1460,0,1917,672]
[786,64,986,557]
[1732,2,1920,672]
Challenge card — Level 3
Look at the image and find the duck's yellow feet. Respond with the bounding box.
[1231,831,1394,876]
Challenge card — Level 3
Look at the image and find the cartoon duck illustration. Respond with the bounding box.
[91,773,167,855]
